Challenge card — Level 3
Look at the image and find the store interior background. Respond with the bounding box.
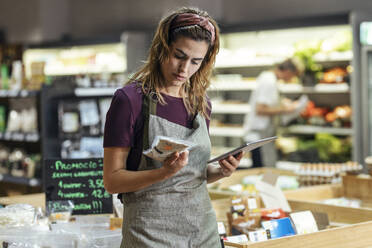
[1,0,372,196]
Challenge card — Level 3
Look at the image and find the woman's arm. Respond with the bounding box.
[206,152,243,184]
[103,147,189,193]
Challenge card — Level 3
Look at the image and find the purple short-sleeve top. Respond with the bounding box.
[103,82,211,170]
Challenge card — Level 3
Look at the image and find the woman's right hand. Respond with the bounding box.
[161,150,189,178]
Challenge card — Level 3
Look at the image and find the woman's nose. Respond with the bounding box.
[179,60,190,73]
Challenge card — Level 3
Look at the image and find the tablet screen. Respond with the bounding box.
[208,136,277,164]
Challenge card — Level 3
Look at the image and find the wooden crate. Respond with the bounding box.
[284,175,372,224]
[223,220,372,248]
[208,168,295,200]
[212,188,372,248]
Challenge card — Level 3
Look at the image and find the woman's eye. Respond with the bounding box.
[191,60,199,65]
[175,54,183,59]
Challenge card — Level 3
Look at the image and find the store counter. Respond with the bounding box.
[0,193,45,209]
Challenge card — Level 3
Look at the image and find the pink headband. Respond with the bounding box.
[170,13,215,44]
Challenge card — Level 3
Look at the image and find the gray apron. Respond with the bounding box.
[121,94,221,248]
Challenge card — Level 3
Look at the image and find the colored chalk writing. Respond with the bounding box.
[44,158,113,215]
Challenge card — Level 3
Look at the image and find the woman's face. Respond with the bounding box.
[161,37,209,88]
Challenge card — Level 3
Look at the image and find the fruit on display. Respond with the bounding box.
[319,67,348,84]
[298,101,351,128]
[325,105,352,127]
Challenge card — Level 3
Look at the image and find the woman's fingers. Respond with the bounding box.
[234,151,244,161]
[178,150,189,165]
[218,152,244,177]
[164,152,180,165]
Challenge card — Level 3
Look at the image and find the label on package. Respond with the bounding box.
[248,229,269,242]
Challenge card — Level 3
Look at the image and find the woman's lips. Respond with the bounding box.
[174,74,186,81]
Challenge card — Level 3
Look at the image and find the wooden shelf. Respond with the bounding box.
[0,132,40,142]
[214,51,352,70]
[209,82,349,94]
[210,126,245,137]
[0,90,39,98]
[279,83,350,94]
[281,125,353,136]
[276,161,302,171]
[0,174,41,187]
[74,87,118,97]
[212,103,251,114]
[209,81,256,91]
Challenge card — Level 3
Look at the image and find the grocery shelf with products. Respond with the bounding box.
[0,40,128,195]
[208,24,355,167]
[41,81,114,160]
[0,52,43,190]
[0,89,43,189]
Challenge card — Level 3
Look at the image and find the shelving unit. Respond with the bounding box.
[0,132,40,142]
[209,81,350,94]
[208,24,354,166]
[0,90,42,191]
[74,87,118,97]
[211,102,251,114]
[280,125,353,136]
[209,126,245,137]
[0,173,41,187]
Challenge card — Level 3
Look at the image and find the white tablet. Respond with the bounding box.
[207,136,277,164]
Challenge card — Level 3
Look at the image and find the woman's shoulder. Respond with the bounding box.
[115,81,144,102]
[113,82,144,115]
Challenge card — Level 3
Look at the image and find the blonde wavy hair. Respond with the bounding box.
[126,7,220,119]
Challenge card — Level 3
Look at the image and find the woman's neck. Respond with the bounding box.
[160,86,184,98]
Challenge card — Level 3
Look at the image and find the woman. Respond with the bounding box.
[103,7,243,247]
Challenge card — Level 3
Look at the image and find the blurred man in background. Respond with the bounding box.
[244,58,302,167]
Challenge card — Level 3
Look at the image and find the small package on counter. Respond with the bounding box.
[225,234,249,244]
[229,195,262,235]
[260,208,287,221]
[289,211,319,234]
[47,200,74,223]
[217,221,227,238]
[231,211,261,234]
[261,217,296,239]
[230,196,246,217]
[0,204,36,227]
[248,229,269,242]
[143,136,195,162]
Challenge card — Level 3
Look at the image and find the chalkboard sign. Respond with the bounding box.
[44,158,113,215]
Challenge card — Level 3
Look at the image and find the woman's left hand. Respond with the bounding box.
[218,152,244,177]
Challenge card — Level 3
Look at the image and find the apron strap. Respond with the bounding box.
[142,92,158,150]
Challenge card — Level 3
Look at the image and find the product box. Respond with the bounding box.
[248,229,269,242]
[289,211,319,234]
[261,217,296,239]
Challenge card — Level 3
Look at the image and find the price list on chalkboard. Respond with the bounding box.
[44,158,113,215]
